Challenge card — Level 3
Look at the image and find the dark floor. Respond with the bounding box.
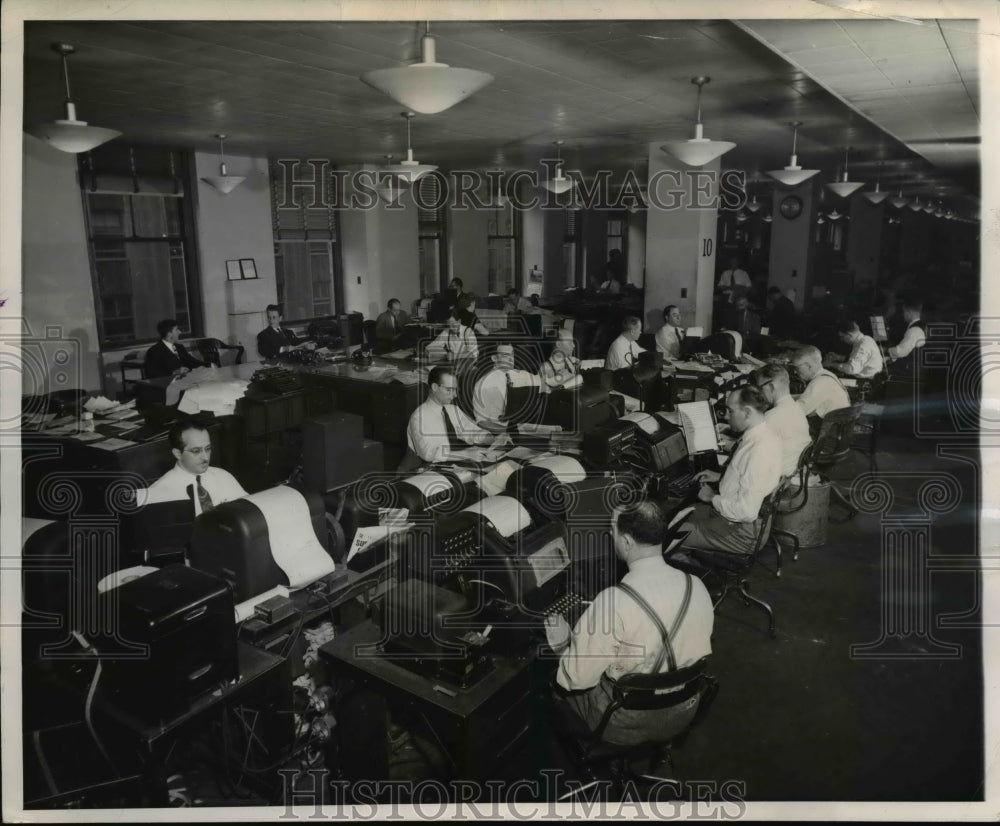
[377,417,985,802]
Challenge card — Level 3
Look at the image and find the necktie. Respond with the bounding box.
[441,405,467,451]
[195,475,214,513]
[391,313,398,333]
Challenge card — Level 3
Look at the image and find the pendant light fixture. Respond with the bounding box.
[825,146,864,198]
[26,43,121,153]
[762,213,774,223]
[200,134,246,195]
[766,122,819,186]
[827,208,843,221]
[908,197,923,212]
[360,22,494,115]
[377,156,408,205]
[862,162,890,204]
[542,141,576,194]
[661,76,735,167]
[383,112,437,184]
[890,189,909,209]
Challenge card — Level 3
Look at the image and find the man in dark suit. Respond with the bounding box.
[720,295,762,352]
[765,286,797,340]
[374,298,410,350]
[257,304,314,359]
[143,318,206,379]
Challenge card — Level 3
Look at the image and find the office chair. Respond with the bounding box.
[852,402,884,474]
[812,403,865,519]
[195,338,245,368]
[669,489,783,637]
[554,656,718,797]
[770,442,814,565]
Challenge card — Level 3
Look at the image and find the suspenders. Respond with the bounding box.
[616,575,693,674]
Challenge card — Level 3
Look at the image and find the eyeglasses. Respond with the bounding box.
[757,379,774,391]
[183,446,212,456]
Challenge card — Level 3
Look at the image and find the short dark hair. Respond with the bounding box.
[615,500,669,546]
[450,278,464,290]
[265,304,281,315]
[387,298,400,309]
[902,297,923,313]
[662,304,678,320]
[156,319,178,339]
[622,316,641,332]
[427,365,454,388]
[837,319,860,335]
[168,420,209,452]
[767,286,782,297]
[732,385,769,415]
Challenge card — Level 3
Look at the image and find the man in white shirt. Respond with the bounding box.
[425,311,479,364]
[551,499,714,745]
[472,344,516,432]
[654,305,685,361]
[887,299,926,364]
[828,320,884,379]
[716,257,751,303]
[144,422,247,516]
[679,386,782,555]
[755,364,811,478]
[406,365,499,464]
[604,316,645,371]
[791,346,851,422]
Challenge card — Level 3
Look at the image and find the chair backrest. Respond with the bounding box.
[749,486,783,556]
[813,403,864,467]
[196,338,245,368]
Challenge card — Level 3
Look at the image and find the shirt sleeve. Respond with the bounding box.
[557,590,622,691]
[407,406,448,463]
[889,326,925,359]
[712,439,779,523]
[451,404,492,445]
[796,379,822,418]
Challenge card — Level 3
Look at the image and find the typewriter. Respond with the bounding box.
[249,366,303,394]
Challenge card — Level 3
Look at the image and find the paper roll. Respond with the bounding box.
[620,412,659,435]
[245,486,335,589]
[462,495,531,538]
[401,471,453,498]
[528,455,587,483]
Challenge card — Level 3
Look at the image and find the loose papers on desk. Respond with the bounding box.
[91,437,138,451]
[176,379,250,416]
[347,522,413,564]
[671,360,715,373]
[245,486,336,587]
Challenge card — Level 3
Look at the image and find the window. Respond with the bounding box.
[269,160,342,322]
[606,215,626,258]
[417,175,448,297]
[79,146,201,348]
[487,199,519,295]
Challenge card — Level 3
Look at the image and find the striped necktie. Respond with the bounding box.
[195,475,214,513]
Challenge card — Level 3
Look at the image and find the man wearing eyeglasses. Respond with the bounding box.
[145,421,247,516]
[755,364,811,478]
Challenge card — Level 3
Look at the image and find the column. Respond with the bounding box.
[768,180,817,311]
[643,142,720,333]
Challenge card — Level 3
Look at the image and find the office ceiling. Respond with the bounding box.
[21,18,980,210]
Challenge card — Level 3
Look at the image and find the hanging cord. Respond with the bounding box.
[71,630,119,776]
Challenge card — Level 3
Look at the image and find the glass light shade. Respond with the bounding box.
[383,148,437,183]
[360,34,494,115]
[661,124,735,167]
[816,215,826,225]
[762,213,773,223]
[826,180,863,198]
[27,103,121,154]
[890,194,909,209]
[735,211,748,223]
[200,162,245,195]
[746,196,761,213]
[377,180,407,205]
[908,198,923,212]
[863,188,890,205]
[827,209,843,221]
[766,156,819,186]
[923,203,936,214]
[542,169,576,194]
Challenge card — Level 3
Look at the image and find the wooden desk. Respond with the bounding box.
[320,620,538,782]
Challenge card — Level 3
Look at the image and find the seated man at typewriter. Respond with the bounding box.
[826,319,884,379]
[424,310,479,365]
[674,386,782,556]
[145,421,247,516]
[604,316,646,371]
[257,304,316,359]
[550,499,714,745]
[472,344,517,433]
[406,365,506,465]
[790,345,850,434]
[755,364,811,478]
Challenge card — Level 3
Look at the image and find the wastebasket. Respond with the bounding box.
[774,475,831,548]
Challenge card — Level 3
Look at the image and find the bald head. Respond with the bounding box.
[791,346,823,382]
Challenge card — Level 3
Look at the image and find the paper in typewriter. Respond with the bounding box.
[620,411,660,435]
[676,400,719,455]
[246,486,336,588]
[462,495,531,538]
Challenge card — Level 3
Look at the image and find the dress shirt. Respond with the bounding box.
[426,325,478,363]
[797,369,850,419]
[143,464,247,517]
[711,420,782,523]
[717,268,751,289]
[558,555,713,691]
[764,395,812,478]
[605,334,645,371]
[406,399,491,463]
[888,319,926,360]
[539,357,577,392]
[654,324,684,360]
[472,369,509,425]
[842,334,884,378]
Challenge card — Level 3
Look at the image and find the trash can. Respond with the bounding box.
[774,476,831,548]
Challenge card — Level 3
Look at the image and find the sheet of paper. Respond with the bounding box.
[347,523,412,564]
[677,400,719,455]
[462,496,530,538]
[67,430,105,442]
[90,437,138,451]
[621,412,659,435]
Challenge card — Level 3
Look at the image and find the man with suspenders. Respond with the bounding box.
[790,345,851,437]
[550,500,714,745]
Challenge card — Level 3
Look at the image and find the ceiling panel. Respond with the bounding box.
[21,18,980,203]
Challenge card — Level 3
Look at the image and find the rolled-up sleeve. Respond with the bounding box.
[557,591,623,691]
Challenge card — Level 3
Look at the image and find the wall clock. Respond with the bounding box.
[779,195,803,220]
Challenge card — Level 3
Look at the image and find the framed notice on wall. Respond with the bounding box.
[239,259,258,279]
[226,260,241,281]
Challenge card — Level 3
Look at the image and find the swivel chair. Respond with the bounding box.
[812,403,865,519]
[554,656,718,798]
[195,338,245,369]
